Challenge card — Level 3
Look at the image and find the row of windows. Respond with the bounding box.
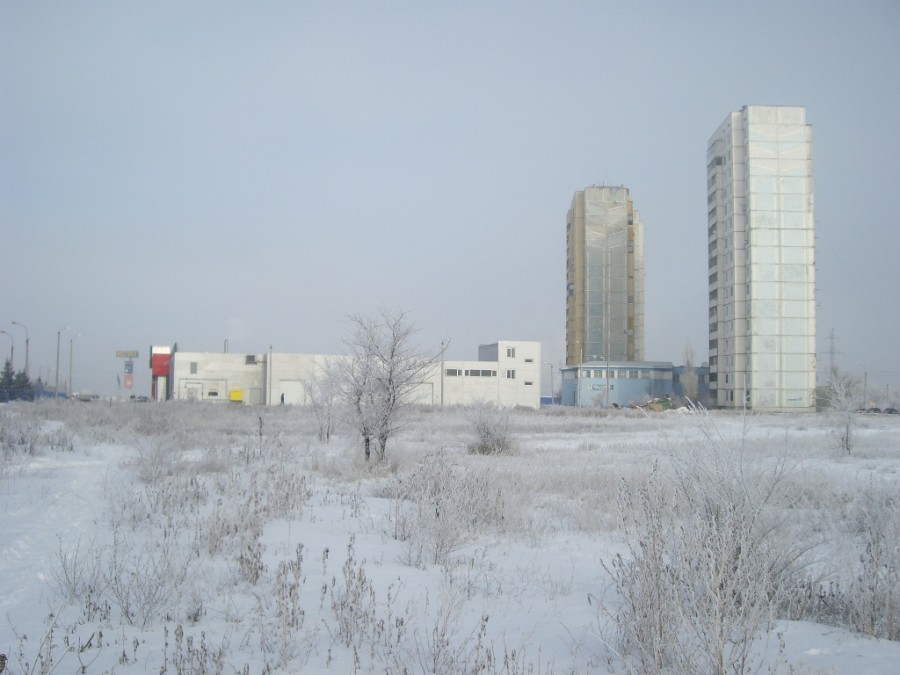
[582,370,650,379]
[445,369,497,377]
[445,368,533,383]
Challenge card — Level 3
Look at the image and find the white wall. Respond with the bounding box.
[169,341,542,409]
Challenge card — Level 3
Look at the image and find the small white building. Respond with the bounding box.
[434,341,541,408]
[156,340,541,409]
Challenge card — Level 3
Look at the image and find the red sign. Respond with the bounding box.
[151,353,171,376]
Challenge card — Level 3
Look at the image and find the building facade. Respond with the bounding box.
[151,340,541,409]
[566,185,644,366]
[707,105,816,411]
[439,341,541,408]
[560,360,673,408]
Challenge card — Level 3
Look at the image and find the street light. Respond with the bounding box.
[55,326,70,397]
[0,329,12,367]
[11,321,28,378]
[68,333,81,397]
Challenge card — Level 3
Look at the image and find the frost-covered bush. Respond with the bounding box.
[0,407,41,457]
[793,480,900,641]
[601,411,809,674]
[465,402,516,455]
[387,451,505,567]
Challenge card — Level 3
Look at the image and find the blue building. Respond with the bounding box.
[560,360,674,408]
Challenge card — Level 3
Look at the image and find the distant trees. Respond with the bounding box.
[339,309,440,462]
[0,359,34,402]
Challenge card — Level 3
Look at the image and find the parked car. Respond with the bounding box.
[867,407,882,414]
[884,407,898,414]
[72,392,99,402]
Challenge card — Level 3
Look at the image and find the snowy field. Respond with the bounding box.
[1,401,899,674]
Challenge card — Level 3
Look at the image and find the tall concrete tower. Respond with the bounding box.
[566,185,644,366]
[707,105,816,411]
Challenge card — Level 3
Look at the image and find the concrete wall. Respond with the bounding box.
[171,352,267,404]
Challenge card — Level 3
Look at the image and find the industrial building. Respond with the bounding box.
[707,105,816,411]
[148,340,541,409]
[560,360,674,408]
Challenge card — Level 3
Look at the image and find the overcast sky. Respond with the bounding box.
[2,1,899,398]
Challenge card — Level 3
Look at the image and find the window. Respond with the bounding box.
[445,369,460,376]
[524,358,533,363]
[506,347,516,358]
[246,354,257,365]
[506,370,516,379]
[190,362,198,375]
[524,381,533,386]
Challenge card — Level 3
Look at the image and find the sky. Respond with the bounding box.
[2,0,899,398]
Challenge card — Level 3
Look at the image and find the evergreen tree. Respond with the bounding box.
[0,359,13,402]
[13,370,34,401]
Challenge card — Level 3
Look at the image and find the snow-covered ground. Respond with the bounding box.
[1,401,898,673]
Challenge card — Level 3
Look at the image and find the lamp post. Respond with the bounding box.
[68,333,81,398]
[55,326,70,397]
[0,329,12,367]
[11,321,28,378]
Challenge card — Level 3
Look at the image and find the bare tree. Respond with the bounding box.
[302,359,342,443]
[827,370,862,454]
[340,309,439,462]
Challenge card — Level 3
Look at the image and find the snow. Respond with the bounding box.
[1,402,899,673]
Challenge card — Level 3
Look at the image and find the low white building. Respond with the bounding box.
[435,341,541,408]
[156,340,541,409]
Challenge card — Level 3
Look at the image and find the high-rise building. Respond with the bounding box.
[707,105,816,411]
[566,185,644,366]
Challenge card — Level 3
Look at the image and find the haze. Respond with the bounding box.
[2,1,898,398]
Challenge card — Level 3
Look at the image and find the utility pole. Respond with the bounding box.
[56,326,70,397]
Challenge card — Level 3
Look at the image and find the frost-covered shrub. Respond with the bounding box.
[601,411,808,674]
[794,480,900,640]
[52,535,111,624]
[843,483,900,640]
[465,402,515,455]
[105,520,197,629]
[0,408,40,457]
[387,451,504,567]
